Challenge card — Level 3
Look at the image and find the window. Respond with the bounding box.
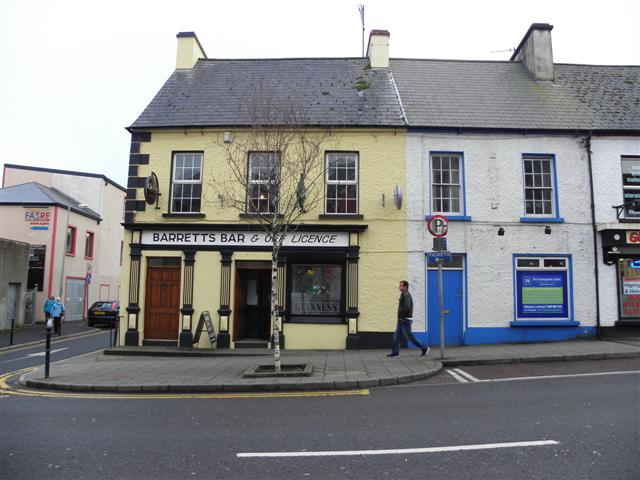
[289,264,343,323]
[171,152,203,213]
[28,244,46,291]
[431,153,463,215]
[84,231,95,258]
[621,156,640,218]
[65,226,77,255]
[247,152,279,213]
[514,255,572,321]
[522,155,556,217]
[618,258,640,318]
[325,152,358,214]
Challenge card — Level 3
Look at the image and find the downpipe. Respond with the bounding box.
[585,133,602,339]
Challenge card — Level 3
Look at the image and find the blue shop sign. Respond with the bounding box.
[516,271,568,318]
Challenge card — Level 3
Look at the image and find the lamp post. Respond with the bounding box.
[58,203,88,299]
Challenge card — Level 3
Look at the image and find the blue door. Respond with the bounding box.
[427,260,464,346]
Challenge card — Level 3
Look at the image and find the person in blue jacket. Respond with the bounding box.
[43,295,55,324]
[50,297,65,336]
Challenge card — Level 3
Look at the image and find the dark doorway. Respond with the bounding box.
[234,263,271,342]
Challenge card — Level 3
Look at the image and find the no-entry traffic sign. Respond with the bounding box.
[427,215,449,238]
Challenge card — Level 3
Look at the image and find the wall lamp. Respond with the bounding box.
[544,226,552,235]
[497,226,505,236]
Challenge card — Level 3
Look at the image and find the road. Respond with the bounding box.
[1,347,638,480]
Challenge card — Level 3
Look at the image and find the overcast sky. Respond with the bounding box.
[1,0,638,188]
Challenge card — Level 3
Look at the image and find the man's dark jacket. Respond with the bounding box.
[397,291,413,319]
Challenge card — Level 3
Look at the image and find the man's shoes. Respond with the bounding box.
[421,346,430,357]
[387,353,399,357]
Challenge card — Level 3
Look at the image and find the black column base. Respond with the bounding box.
[124,330,139,346]
[346,333,360,350]
[270,333,285,350]
[217,332,230,349]
[179,331,193,348]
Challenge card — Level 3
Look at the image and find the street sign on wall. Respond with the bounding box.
[427,251,452,263]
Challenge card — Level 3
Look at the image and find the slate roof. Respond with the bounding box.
[0,182,101,221]
[130,58,406,129]
[391,59,640,131]
[129,56,639,132]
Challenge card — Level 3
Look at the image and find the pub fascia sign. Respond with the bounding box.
[141,230,349,248]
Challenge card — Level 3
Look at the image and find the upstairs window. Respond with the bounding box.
[247,152,279,214]
[621,156,640,219]
[171,152,202,213]
[325,152,358,214]
[523,155,556,217]
[431,153,463,215]
[84,231,95,258]
[66,226,77,255]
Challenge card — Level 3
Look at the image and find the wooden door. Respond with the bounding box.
[144,265,181,340]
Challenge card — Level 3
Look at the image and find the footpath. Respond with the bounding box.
[11,335,640,394]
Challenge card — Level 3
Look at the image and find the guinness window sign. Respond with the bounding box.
[144,172,160,206]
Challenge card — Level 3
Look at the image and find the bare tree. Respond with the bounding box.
[211,93,333,371]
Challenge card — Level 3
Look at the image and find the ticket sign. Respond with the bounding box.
[516,271,568,318]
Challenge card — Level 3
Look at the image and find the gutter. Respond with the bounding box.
[585,133,602,339]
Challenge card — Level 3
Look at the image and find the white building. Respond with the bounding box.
[391,23,639,344]
[1,165,126,323]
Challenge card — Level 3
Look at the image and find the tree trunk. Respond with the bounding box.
[271,241,281,372]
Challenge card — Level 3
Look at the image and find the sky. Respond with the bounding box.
[1,0,638,188]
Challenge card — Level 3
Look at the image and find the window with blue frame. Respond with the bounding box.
[521,154,562,221]
[514,256,572,321]
[430,152,465,217]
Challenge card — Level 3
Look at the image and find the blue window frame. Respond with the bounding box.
[511,254,577,326]
[427,151,471,221]
[520,153,563,223]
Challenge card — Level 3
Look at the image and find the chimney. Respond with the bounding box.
[510,23,554,81]
[367,30,390,68]
[176,32,207,69]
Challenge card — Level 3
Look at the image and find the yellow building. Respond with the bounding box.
[121,31,408,350]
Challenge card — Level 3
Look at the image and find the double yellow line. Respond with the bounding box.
[0,369,369,400]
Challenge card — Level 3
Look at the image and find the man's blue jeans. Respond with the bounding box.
[391,318,426,354]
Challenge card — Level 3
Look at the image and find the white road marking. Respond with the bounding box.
[237,440,560,458]
[445,369,469,383]
[26,348,69,357]
[478,370,640,383]
[453,368,480,382]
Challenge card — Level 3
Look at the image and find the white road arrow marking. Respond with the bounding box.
[26,348,69,357]
[237,440,560,458]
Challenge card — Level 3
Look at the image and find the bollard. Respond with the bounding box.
[9,317,15,346]
[45,323,52,379]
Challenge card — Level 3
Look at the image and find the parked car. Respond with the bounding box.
[87,301,120,327]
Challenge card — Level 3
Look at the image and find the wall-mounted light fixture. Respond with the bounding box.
[497,227,505,236]
[544,226,552,235]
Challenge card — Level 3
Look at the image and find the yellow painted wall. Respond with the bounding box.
[127,127,407,347]
[284,323,347,349]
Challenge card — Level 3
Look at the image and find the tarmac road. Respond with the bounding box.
[2,358,638,480]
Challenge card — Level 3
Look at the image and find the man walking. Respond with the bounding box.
[50,297,65,336]
[43,295,55,325]
[388,280,429,357]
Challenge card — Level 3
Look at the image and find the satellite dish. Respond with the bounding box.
[144,172,160,206]
[393,184,403,210]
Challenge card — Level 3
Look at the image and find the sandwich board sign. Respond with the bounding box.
[193,311,216,350]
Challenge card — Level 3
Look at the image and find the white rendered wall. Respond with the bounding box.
[406,132,597,335]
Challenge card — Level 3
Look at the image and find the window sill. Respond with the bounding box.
[618,218,640,223]
[84,256,94,260]
[425,215,472,222]
[510,321,579,327]
[239,213,283,219]
[162,213,206,218]
[319,214,364,220]
[65,252,75,257]
[519,217,565,223]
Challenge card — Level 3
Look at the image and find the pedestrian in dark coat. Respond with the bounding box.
[388,280,429,357]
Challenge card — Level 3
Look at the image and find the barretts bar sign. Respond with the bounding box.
[141,231,349,248]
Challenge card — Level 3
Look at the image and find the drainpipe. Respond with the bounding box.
[585,133,602,339]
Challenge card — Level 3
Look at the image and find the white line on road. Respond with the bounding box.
[445,369,469,383]
[237,440,560,458]
[478,370,640,383]
[453,368,480,382]
[3,348,70,363]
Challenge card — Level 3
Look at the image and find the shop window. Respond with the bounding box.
[325,152,358,214]
[621,156,640,219]
[289,264,343,323]
[513,255,571,321]
[247,152,279,214]
[66,226,77,255]
[85,231,95,258]
[171,152,203,213]
[618,259,640,318]
[431,152,465,216]
[28,244,46,291]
